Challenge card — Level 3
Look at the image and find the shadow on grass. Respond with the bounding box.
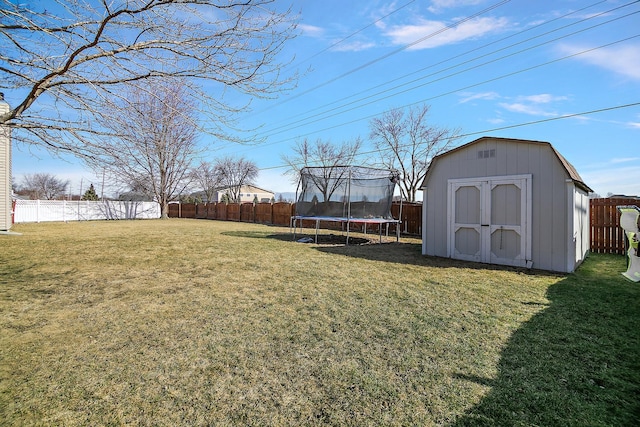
[451,254,640,426]
[220,230,286,240]
[220,230,371,245]
[314,241,552,275]
[287,237,639,423]
[0,264,77,305]
[222,229,544,276]
[222,229,639,423]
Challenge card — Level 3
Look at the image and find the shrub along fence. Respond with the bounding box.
[169,199,640,253]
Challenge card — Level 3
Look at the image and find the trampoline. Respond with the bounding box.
[291,166,401,244]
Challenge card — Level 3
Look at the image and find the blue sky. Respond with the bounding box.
[10,0,640,198]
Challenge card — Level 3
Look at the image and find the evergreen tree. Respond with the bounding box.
[82,184,99,201]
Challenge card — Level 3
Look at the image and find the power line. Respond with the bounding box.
[289,11,640,134]
[258,0,513,112]
[257,0,611,137]
[288,0,417,71]
[450,102,640,139]
[254,1,637,140]
[301,34,640,138]
[257,101,640,171]
[235,33,640,156]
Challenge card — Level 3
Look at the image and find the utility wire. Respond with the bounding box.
[257,0,611,136]
[233,33,640,156]
[255,1,638,139]
[287,0,417,71]
[290,34,640,140]
[257,101,640,171]
[258,0,513,112]
[265,10,640,138]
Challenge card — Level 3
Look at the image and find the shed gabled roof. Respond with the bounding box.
[422,136,593,193]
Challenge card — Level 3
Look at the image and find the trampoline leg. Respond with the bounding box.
[315,219,319,244]
[292,217,297,240]
[346,221,350,246]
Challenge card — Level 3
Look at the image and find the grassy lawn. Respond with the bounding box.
[1,219,638,426]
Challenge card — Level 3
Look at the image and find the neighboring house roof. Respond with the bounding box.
[214,184,274,195]
[190,184,275,202]
[189,190,208,200]
[229,184,274,194]
[422,136,593,193]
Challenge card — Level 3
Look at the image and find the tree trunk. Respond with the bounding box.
[160,200,169,219]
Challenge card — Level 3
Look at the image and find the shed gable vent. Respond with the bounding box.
[478,149,496,159]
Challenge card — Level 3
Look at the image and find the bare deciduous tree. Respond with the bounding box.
[0,0,298,151]
[214,156,258,203]
[369,104,459,202]
[20,173,69,200]
[86,80,199,218]
[191,161,222,203]
[281,137,362,201]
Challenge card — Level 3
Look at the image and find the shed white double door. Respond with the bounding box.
[447,175,532,268]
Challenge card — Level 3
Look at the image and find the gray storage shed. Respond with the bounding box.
[421,136,592,273]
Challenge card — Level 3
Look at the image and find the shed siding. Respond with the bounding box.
[424,137,584,272]
[423,158,449,257]
[533,146,567,272]
[572,187,590,270]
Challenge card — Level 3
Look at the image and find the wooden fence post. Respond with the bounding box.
[590,198,640,254]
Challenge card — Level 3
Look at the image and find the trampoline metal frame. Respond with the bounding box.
[290,216,401,244]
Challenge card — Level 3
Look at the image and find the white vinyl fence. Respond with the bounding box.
[13,200,161,223]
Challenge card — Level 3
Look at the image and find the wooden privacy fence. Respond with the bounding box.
[168,201,423,235]
[169,199,639,253]
[393,202,422,235]
[168,202,296,227]
[590,198,640,254]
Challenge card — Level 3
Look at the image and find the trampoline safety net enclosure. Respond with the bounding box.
[292,166,401,243]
